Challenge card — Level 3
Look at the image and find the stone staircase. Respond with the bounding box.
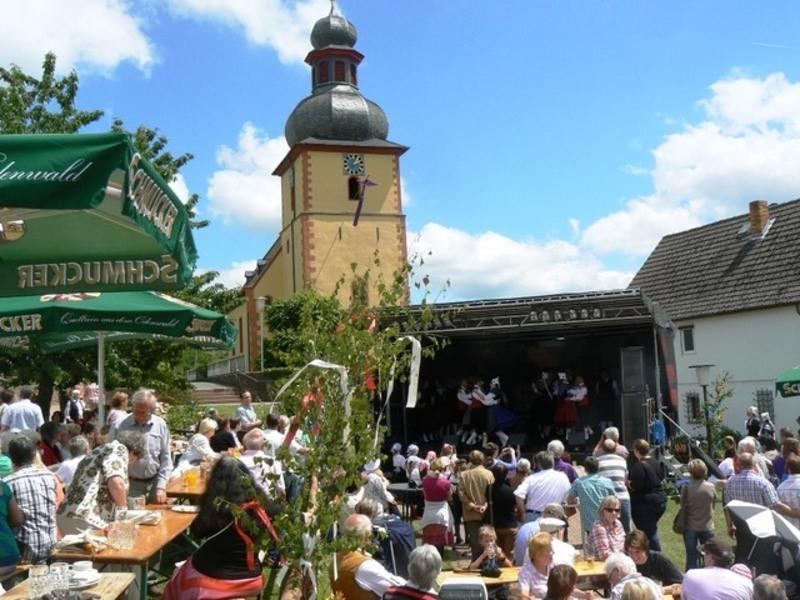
[190,382,240,405]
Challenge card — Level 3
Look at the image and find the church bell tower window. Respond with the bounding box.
[318,61,329,84]
[348,176,360,200]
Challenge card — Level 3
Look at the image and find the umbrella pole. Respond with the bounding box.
[97,333,106,425]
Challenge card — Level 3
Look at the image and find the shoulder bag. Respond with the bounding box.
[672,484,688,535]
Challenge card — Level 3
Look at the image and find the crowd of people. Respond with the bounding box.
[0,385,312,599]
[0,379,798,599]
[345,417,800,599]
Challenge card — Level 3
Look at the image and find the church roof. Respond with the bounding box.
[629,198,800,321]
[284,3,391,148]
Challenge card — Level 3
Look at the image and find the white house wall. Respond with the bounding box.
[674,305,800,436]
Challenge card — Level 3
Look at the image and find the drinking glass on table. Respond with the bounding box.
[29,564,51,596]
[111,509,136,550]
[186,468,199,487]
[49,562,70,598]
[129,495,146,511]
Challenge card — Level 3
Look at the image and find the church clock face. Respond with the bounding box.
[342,153,365,176]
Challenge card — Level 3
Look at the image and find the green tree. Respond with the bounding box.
[111,119,209,230]
[0,53,240,413]
[248,261,445,598]
[0,53,103,134]
[705,372,734,457]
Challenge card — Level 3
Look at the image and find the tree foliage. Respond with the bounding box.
[0,52,240,407]
[0,53,103,134]
[110,118,209,230]
[251,260,445,597]
[705,371,734,457]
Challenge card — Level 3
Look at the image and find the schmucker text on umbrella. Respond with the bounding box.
[16,256,179,290]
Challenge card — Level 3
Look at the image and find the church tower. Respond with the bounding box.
[237,2,409,368]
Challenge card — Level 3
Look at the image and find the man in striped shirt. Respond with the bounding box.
[596,439,631,532]
[5,435,57,563]
[724,452,800,564]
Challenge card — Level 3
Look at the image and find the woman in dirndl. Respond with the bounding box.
[420,458,454,555]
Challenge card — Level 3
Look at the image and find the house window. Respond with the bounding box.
[334,61,345,81]
[680,326,695,353]
[755,388,775,419]
[350,64,357,85]
[685,390,703,424]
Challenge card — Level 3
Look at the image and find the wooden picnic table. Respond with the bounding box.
[166,471,207,503]
[4,573,136,599]
[51,505,197,600]
[437,559,606,588]
[438,566,521,587]
[573,558,606,578]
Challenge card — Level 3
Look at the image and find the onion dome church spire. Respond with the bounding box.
[284,0,389,147]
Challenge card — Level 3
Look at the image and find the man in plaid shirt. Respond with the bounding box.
[5,435,57,563]
[724,452,800,563]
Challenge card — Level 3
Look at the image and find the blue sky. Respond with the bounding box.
[3,1,800,300]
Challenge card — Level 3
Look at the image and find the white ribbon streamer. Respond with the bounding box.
[273,358,353,441]
[403,336,422,408]
[374,336,422,448]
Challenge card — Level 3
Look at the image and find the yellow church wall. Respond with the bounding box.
[305,150,401,215]
[280,169,294,227]
[253,241,292,302]
[227,301,249,363]
[305,213,407,305]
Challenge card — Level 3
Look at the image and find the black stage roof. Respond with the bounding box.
[410,288,671,339]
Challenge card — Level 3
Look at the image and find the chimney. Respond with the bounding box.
[749,200,770,235]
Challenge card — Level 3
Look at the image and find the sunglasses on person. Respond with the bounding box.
[604,507,621,513]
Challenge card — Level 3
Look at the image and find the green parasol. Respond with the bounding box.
[776,366,800,398]
[0,132,198,296]
[0,291,237,420]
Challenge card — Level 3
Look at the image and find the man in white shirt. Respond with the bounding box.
[717,437,770,481]
[605,552,663,600]
[237,428,285,499]
[681,538,753,599]
[330,514,405,598]
[67,389,85,423]
[514,451,570,522]
[263,413,305,456]
[235,391,262,431]
[54,435,91,487]
[1,387,44,432]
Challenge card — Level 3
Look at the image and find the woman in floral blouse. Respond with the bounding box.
[56,431,148,535]
[586,495,626,560]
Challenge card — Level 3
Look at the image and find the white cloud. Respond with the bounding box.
[581,197,703,256]
[582,71,800,256]
[400,177,414,209]
[207,122,289,233]
[622,164,649,176]
[204,259,257,288]
[168,0,329,65]
[169,174,191,204]
[0,0,155,75]
[408,72,800,297]
[409,223,633,301]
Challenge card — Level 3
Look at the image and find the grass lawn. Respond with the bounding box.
[658,489,729,570]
